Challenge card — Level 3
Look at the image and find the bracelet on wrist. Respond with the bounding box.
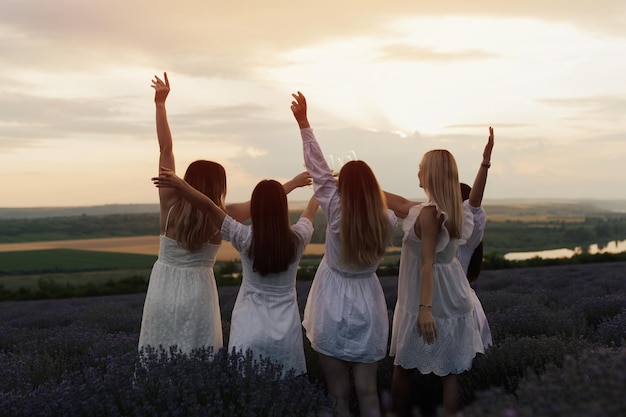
[481,162,491,168]
[419,304,432,309]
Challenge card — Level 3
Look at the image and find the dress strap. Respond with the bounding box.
[208,227,220,241]
[164,204,176,233]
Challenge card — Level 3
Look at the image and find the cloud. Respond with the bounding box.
[376,44,498,62]
[1,1,624,78]
[538,95,626,122]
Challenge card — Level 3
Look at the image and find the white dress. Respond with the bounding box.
[222,215,314,376]
[300,127,397,363]
[456,200,493,350]
[389,203,484,376]
[139,208,223,354]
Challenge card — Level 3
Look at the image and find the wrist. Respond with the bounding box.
[481,161,491,168]
[297,119,311,129]
[419,304,432,309]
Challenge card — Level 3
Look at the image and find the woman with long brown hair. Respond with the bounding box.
[139,73,311,356]
[291,92,396,417]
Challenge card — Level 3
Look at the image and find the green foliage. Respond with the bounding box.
[0,275,149,301]
[0,249,157,275]
[484,215,626,253]
[5,210,625,253]
[0,213,160,243]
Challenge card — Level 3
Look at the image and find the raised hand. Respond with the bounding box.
[483,126,494,164]
[291,171,313,188]
[291,91,310,129]
[151,72,170,105]
[282,171,312,194]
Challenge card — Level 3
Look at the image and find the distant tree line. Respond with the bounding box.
[2,212,626,256]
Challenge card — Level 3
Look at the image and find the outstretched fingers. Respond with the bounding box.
[151,72,168,89]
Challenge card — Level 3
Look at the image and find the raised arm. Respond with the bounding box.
[225,171,313,222]
[384,191,421,219]
[283,171,312,193]
[300,194,320,222]
[153,73,174,174]
[291,91,337,214]
[468,127,494,208]
[152,72,178,232]
[153,167,226,225]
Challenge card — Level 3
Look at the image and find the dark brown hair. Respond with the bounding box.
[250,180,299,276]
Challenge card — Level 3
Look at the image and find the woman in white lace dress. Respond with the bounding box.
[386,150,484,417]
[138,72,228,355]
[139,73,311,356]
[291,92,396,417]
[153,169,319,376]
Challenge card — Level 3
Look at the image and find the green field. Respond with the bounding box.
[1,204,626,301]
[0,249,157,275]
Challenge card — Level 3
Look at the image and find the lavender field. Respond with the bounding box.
[1,262,625,416]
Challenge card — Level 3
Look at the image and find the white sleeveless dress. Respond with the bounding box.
[138,207,223,354]
[389,203,484,375]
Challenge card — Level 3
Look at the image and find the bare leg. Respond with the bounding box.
[391,365,412,417]
[352,361,381,417]
[442,374,460,416]
[318,353,351,417]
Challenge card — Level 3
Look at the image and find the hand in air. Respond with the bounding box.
[151,72,170,105]
[483,126,494,162]
[152,166,183,189]
[291,91,310,128]
[291,171,313,188]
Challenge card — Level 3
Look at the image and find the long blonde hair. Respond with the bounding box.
[419,150,462,239]
[338,160,392,267]
[174,160,227,251]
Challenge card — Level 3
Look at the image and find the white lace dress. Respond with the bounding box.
[457,200,493,350]
[222,215,314,376]
[389,203,484,375]
[139,208,223,354]
[300,127,397,363]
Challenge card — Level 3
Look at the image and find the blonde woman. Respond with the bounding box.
[291,92,396,417]
[386,150,484,417]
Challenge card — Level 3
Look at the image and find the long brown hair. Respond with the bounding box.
[250,180,299,276]
[173,160,226,251]
[337,160,392,267]
[419,150,462,239]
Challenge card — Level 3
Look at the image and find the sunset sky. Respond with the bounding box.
[1,1,625,208]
